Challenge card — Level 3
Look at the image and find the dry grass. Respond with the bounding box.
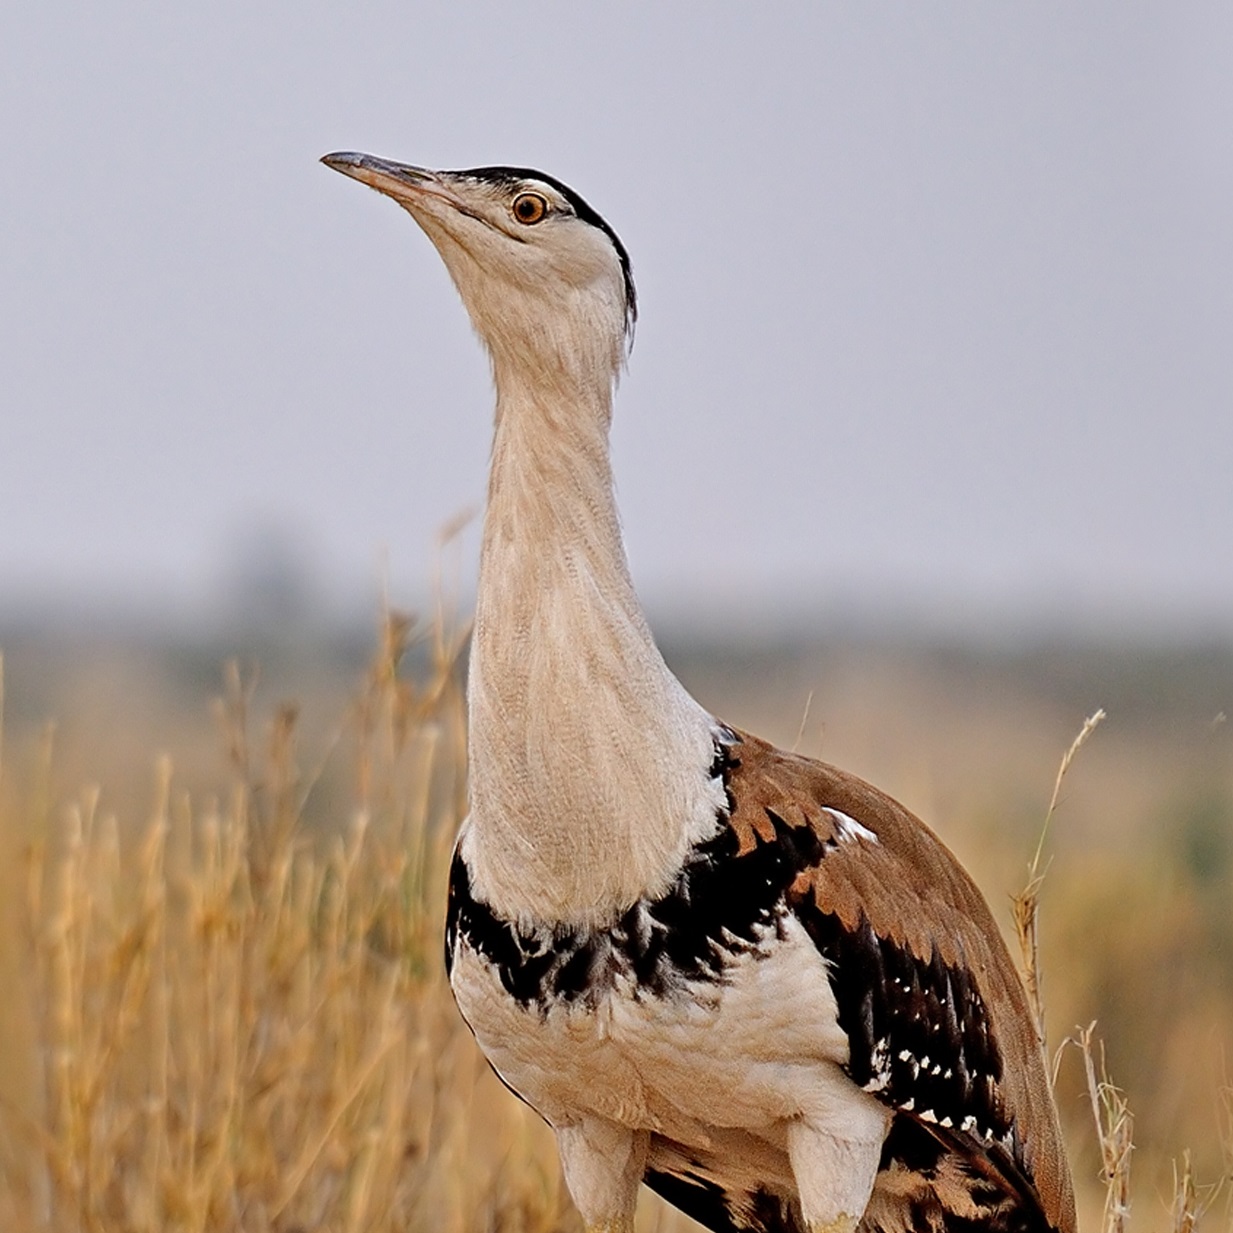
[1077,1025,1135,1233]
[0,615,681,1233]
[1012,708,1106,1054]
[0,619,1230,1232]
[1013,714,1232,1233]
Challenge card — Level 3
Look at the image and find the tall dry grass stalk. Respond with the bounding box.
[1011,708,1106,1057]
[1012,713,1231,1233]
[0,613,640,1233]
[1009,710,1148,1233]
[1077,1024,1135,1233]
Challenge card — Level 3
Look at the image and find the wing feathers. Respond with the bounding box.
[722,729,1076,1233]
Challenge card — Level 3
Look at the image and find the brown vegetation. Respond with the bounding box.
[0,616,1230,1231]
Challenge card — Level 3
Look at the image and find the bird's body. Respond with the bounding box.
[323,152,1077,1233]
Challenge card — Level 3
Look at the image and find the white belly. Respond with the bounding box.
[451,912,877,1163]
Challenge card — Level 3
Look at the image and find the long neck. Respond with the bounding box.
[464,357,722,926]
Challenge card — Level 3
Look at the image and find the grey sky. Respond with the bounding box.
[2,4,1230,634]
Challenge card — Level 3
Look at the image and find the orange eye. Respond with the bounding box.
[512,192,548,224]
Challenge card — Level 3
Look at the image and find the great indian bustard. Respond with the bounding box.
[322,152,1076,1233]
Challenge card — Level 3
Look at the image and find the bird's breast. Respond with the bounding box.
[446,837,853,1140]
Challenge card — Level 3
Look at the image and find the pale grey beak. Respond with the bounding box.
[320,152,452,207]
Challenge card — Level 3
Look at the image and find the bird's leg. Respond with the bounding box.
[555,1118,649,1233]
[787,1099,889,1233]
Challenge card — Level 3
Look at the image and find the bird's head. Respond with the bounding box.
[322,153,636,389]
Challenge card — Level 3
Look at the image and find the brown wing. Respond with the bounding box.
[723,728,1077,1233]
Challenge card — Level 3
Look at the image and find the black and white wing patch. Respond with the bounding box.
[797,907,1008,1142]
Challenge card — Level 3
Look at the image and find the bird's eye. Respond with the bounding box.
[512,193,549,225]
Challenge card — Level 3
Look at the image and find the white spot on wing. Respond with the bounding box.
[823,807,879,845]
[864,1037,892,1092]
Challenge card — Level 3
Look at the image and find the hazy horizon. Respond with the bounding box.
[3,5,1231,641]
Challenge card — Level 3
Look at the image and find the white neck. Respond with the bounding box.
[464,354,722,926]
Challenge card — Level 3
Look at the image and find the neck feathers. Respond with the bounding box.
[467,275,629,404]
[465,361,721,926]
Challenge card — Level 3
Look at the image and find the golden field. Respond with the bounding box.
[0,609,1230,1232]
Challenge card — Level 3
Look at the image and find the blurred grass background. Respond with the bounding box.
[0,609,1230,1231]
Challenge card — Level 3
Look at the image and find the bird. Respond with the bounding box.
[321,151,1077,1233]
